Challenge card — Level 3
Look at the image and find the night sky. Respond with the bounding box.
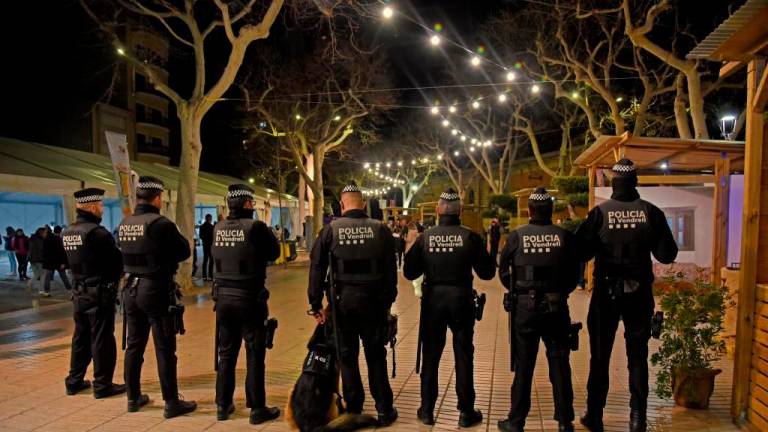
[0,0,743,177]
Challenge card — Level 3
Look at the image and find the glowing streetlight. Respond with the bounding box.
[430,106,439,115]
[720,114,737,140]
[498,93,507,103]
[531,84,541,94]
[430,35,441,46]
[382,6,394,19]
[506,71,516,81]
[470,56,481,67]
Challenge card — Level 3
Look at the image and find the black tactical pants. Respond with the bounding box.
[336,294,393,414]
[586,286,653,417]
[420,285,475,413]
[124,281,178,401]
[215,294,268,409]
[508,294,573,427]
[65,294,118,393]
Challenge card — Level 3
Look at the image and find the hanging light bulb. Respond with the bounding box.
[363,162,370,169]
[430,106,439,115]
[470,56,481,67]
[386,162,391,168]
[485,140,492,147]
[460,135,467,142]
[472,100,481,109]
[531,84,541,94]
[437,154,443,160]
[411,159,417,165]
[469,146,476,152]
[430,34,441,46]
[442,119,450,127]
[571,91,579,99]
[453,150,460,156]
[375,162,380,168]
[498,93,507,103]
[397,161,403,167]
[382,6,394,19]
[506,71,516,81]
[451,129,458,135]
[449,105,457,113]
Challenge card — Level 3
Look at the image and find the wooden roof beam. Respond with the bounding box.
[720,61,746,79]
[754,68,768,112]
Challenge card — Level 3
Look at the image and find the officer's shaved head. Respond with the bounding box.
[437,189,461,216]
[340,182,365,213]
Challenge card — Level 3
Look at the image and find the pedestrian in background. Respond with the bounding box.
[4,226,17,277]
[42,225,72,296]
[12,228,30,281]
[28,227,46,291]
[489,219,501,263]
[199,214,214,281]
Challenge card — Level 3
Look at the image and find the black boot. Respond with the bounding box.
[65,380,91,396]
[164,398,197,419]
[94,383,126,399]
[417,407,435,425]
[127,394,150,412]
[497,418,524,432]
[630,409,647,432]
[579,411,604,432]
[250,406,280,425]
[217,403,235,421]
[559,422,575,432]
[458,409,483,428]
[377,407,398,426]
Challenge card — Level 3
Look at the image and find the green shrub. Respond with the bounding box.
[565,192,589,208]
[558,218,583,233]
[481,209,498,218]
[488,194,518,214]
[553,201,568,212]
[552,176,589,194]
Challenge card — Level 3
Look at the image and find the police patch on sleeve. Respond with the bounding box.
[337,226,375,245]
[607,209,647,230]
[521,233,562,254]
[427,233,463,253]
[214,227,246,247]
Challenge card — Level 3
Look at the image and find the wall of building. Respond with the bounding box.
[727,174,744,267]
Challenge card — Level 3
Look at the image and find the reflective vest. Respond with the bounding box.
[62,222,100,281]
[330,217,385,284]
[211,218,262,282]
[510,223,568,292]
[596,198,653,272]
[118,212,164,276]
[422,224,474,289]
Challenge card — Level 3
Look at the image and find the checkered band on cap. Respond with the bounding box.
[342,184,361,193]
[227,189,255,199]
[439,191,460,201]
[612,160,636,173]
[528,192,552,202]
[75,194,103,204]
[137,181,164,191]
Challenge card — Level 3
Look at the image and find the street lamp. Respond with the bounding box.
[719,114,737,140]
[382,6,394,19]
[430,35,441,46]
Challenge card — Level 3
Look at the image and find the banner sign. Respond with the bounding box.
[104,130,135,217]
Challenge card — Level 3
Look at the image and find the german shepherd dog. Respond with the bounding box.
[285,321,378,432]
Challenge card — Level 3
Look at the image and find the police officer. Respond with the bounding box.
[212,184,281,424]
[576,159,678,432]
[497,187,581,432]
[308,182,398,426]
[63,188,126,399]
[403,188,495,428]
[117,176,197,418]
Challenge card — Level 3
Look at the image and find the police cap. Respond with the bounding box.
[136,176,165,191]
[73,187,105,204]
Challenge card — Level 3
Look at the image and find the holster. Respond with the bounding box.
[503,291,516,372]
[569,322,583,351]
[473,290,486,321]
[651,311,664,339]
[386,313,398,378]
[265,317,278,349]
[167,282,185,336]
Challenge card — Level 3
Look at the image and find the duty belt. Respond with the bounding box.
[216,286,266,300]
[514,265,554,281]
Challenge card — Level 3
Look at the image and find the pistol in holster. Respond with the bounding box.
[568,321,583,351]
[605,276,640,300]
[386,313,398,378]
[650,311,664,339]
[265,318,278,349]
[473,290,487,321]
[503,291,516,372]
[120,275,140,351]
[167,282,185,336]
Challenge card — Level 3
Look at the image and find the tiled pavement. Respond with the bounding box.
[0,266,738,431]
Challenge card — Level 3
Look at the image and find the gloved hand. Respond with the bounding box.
[413,275,424,298]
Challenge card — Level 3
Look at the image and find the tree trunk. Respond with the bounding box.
[174,109,203,291]
[311,153,324,236]
[685,70,709,139]
[674,80,693,139]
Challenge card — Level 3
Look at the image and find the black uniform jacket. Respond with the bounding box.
[308,209,398,311]
[403,214,496,283]
[226,208,281,280]
[133,204,191,277]
[75,210,123,283]
[498,218,581,293]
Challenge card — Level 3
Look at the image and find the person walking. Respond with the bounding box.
[12,228,30,281]
[497,187,582,432]
[404,188,496,428]
[576,159,678,432]
[28,227,46,291]
[118,176,196,418]
[212,184,282,424]
[489,219,501,263]
[404,221,423,297]
[199,214,214,281]
[42,225,72,296]
[4,226,17,277]
[308,182,399,426]
[62,188,126,398]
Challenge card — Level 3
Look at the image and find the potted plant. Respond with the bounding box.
[651,271,728,409]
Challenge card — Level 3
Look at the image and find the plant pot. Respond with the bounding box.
[671,367,722,409]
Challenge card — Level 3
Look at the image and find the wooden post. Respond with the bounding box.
[586,165,597,291]
[711,154,730,285]
[732,59,767,422]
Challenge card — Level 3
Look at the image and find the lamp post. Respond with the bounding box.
[719,115,737,140]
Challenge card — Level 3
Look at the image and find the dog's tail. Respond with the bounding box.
[319,413,378,432]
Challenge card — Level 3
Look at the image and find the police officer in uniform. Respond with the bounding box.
[308,182,398,426]
[497,187,581,432]
[117,176,197,418]
[63,188,126,398]
[576,159,678,432]
[403,188,495,428]
[212,184,281,424]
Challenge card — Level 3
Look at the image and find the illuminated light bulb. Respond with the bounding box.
[375,163,380,168]
[571,91,579,99]
[363,162,370,169]
[411,159,417,165]
[451,129,458,135]
[531,84,541,94]
[334,115,341,121]
[442,119,450,127]
[430,35,441,46]
[386,162,391,168]
[295,114,302,120]
[460,135,467,142]
[485,140,492,147]
[498,93,507,102]
[453,150,460,156]
[449,105,457,113]
[469,146,476,152]
[397,161,403,167]
[430,106,439,115]
[382,6,394,19]
[411,185,419,191]
[472,100,480,109]
[117,47,126,56]
[437,154,443,160]
[248,177,255,184]
[660,161,669,170]
[506,71,516,81]
[616,96,623,102]
[470,56,481,67]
